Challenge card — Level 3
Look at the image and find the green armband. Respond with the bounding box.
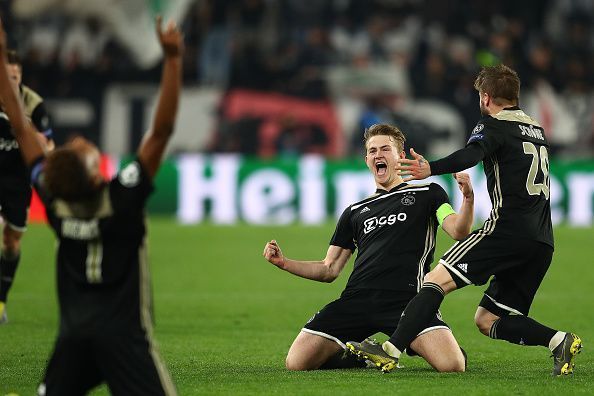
[436,203,456,226]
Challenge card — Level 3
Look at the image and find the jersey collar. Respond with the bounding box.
[376,182,408,195]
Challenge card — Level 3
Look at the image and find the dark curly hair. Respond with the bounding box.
[44,148,98,202]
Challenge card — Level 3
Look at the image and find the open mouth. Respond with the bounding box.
[375,161,387,176]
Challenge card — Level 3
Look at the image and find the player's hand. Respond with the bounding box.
[395,148,431,182]
[263,240,286,269]
[156,16,184,58]
[453,172,474,200]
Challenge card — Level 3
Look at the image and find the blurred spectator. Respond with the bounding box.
[6,0,594,156]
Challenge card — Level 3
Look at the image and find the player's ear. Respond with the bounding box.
[399,150,406,159]
[483,92,490,107]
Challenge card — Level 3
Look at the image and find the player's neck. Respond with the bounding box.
[488,102,517,116]
[376,176,405,192]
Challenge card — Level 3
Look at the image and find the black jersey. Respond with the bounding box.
[32,158,154,336]
[467,107,553,248]
[0,85,52,181]
[331,183,450,293]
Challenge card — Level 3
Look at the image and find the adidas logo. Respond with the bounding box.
[457,263,468,273]
[360,206,370,214]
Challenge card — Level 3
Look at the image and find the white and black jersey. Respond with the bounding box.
[466,107,553,248]
[0,85,53,230]
[0,85,52,181]
[32,158,177,395]
[331,182,450,293]
[32,158,154,335]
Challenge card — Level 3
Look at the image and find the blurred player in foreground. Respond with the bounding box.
[0,49,54,324]
[263,123,474,372]
[348,65,582,376]
[0,16,182,395]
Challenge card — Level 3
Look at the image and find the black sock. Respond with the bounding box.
[388,282,445,353]
[0,251,21,303]
[319,350,367,370]
[489,315,557,347]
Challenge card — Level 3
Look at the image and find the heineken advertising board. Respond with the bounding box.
[141,154,594,227]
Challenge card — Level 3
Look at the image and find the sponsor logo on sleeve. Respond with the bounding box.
[467,123,485,144]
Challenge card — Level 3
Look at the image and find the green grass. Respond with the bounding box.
[0,219,593,395]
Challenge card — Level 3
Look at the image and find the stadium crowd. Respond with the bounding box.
[1,0,593,156]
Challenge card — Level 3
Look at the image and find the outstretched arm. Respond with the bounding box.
[442,172,474,240]
[137,16,183,180]
[263,240,352,283]
[0,19,45,166]
[395,145,484,182]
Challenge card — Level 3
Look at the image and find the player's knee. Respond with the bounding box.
[423,271,444,287]
[285,354,311,371]
[434,356,465,373]
[451,356,466,373]
[474,313,493,336]
[423,272,436,284]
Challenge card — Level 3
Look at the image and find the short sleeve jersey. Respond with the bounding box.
[466,107,553,248]
[32,158,154,336]
[0,85,53,181]
[331,182,450,293]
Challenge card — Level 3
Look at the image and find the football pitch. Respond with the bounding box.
[0,219,592,395]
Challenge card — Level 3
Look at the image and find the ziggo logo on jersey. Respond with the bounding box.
[363,213,407,234]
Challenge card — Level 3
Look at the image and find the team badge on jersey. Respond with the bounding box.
[119,162,141,187]
[401,194,415,206]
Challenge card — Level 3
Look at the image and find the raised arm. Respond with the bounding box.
[0,19,45,166]
[137,16,183,179]
[263,240,352,283]
[442,172,474,240]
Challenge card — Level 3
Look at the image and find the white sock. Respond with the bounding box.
[548,331,567,352]
[382,341,402,358]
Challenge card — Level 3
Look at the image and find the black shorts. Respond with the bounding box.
[0,178,31,231]
[302,289,449,354]
[38,331,176,396]
[440,232,553,316]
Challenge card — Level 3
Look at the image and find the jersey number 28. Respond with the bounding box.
[523,142,550,200]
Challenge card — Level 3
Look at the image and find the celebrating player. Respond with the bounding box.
[263,123,474,372]
[0,17,181,395]
[348,65,582,376]
[0,49,54,324]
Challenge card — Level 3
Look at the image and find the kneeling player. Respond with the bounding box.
[262,124,474,372]
[0,17,181,395]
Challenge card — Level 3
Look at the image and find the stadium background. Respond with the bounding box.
[1,0,593,395]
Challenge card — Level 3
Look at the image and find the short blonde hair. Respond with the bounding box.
[363,123,406,152]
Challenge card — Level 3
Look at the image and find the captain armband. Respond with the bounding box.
[436,203,456,226]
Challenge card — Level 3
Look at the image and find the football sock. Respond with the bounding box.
[0,251,20,303]
[488,315,557,347]
[319,350,368,369]
[386,282,445,356]
[548,331,567,352]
